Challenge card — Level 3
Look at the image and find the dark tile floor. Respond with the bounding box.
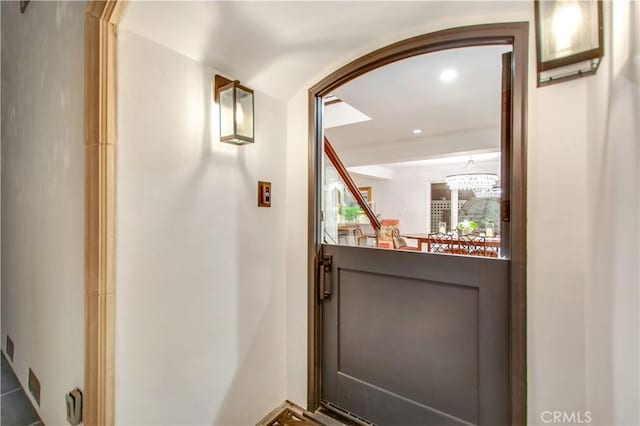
[1,353,43,426]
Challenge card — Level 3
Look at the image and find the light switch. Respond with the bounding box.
[258,181,271,207]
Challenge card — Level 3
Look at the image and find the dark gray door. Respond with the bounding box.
[319,50,515,426]
[320,245,509,425]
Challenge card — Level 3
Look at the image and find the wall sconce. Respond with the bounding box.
[214,75,254,145]
[534,0,603,87]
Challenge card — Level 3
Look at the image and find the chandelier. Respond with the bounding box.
[445,159,498,191]
[474,186,502,198]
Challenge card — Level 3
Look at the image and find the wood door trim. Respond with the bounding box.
[307,22,529,425]
[84,1,128,424]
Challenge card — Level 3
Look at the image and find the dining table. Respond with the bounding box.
[402,232,501,253]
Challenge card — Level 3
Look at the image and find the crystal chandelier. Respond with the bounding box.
[474,186,502,198]
[445,159,498,191]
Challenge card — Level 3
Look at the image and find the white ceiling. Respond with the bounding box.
[326,45,510,146]
[325,45,511,167]
[119,1,529,102]
[120,1,523,175]
[348,152,501,182]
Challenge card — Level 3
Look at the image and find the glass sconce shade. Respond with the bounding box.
[537,0,600,64]
[216,75,255,145]
[235,86,254,140]
[535,0,603,86]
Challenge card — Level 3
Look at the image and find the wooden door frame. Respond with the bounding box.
[307,22,529,425]
[84,1,128,424]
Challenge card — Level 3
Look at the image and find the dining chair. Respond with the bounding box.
[427,232,453,254]
[353,227,370,247]
[459,233,487,256]
[391,228,419,251]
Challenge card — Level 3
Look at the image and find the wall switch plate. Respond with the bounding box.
[28,368,41,405]
[258,181,272,207]
[6,336,14,361]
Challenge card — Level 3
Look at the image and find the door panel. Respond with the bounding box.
[322,245,508,425]
[338,270,479,422]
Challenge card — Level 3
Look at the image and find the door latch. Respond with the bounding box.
[318,253,333,301]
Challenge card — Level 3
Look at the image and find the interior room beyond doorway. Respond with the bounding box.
[322,44,511,258]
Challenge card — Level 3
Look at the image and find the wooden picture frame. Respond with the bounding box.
[358,186,372,203]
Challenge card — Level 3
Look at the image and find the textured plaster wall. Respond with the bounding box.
[584,1,640,424]
[115,31,288,425]
[1,2,85,425]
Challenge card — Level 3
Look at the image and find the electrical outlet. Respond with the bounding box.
[66,388,83,425]
[28,368,41,405]
[6,336,14,361]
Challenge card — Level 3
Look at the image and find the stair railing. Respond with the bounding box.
[324,137,381,231]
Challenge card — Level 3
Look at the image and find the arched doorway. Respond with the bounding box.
[308,22,528,425]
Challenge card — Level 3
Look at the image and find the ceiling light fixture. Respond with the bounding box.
[412,129,422,134]
[474,186,502,198]
[439,68,457,82]
[445,159,498,191]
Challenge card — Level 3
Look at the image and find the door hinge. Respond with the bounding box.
[501,199,511,223]
[318,253,333,301]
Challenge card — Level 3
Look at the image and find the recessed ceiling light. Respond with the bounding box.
[412,129,422,134]
[440,68,457,82]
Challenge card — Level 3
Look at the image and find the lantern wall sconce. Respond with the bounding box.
[214,75,255,145]
[534,0,603,87]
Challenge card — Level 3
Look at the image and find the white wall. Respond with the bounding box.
[1,2,85,425]
[527,62,590,420]
[284,97,309,407]
[351,160,500,235]
[115,31,288,425]
[585,1,640,424]
[352,172,431,234]
[284,3,640,425]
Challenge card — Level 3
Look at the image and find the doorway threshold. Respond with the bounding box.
[305,405,370,426]
[258,400,365,426]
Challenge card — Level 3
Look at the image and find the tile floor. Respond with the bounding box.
[1,353,43,426]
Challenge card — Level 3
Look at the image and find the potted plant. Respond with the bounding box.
[341,205,362,223]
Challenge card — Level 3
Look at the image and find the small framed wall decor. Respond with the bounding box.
[258,181,271,207]
[358,186,372,203]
